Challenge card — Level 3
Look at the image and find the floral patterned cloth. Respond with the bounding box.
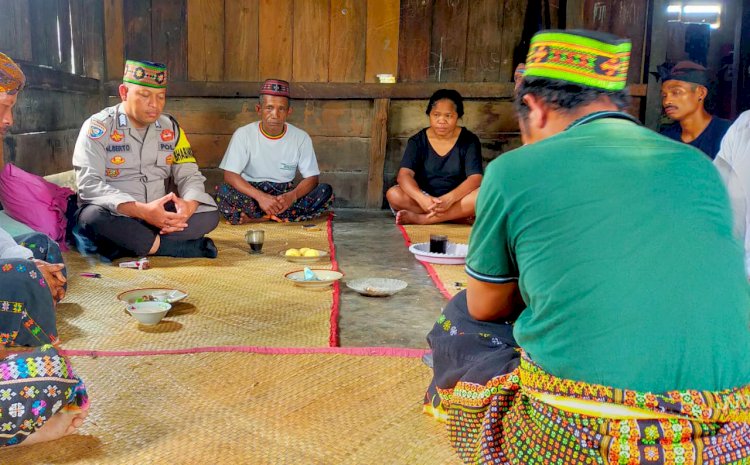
[425,293,750,464]
[0,233,65,347]
[215,181,333,223]
[0,345,87,447]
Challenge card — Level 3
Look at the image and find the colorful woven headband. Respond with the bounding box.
[123,60,167,88]
[259,79,290,98]
[524,30,631,91]
[0,52,25,95]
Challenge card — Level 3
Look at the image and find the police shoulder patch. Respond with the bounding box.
[88,119,107,139]
[172,127,197,164]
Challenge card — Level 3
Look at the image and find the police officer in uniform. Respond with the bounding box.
[73,60,219,259]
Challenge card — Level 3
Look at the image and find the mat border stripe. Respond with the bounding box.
[59,345,429,358]
[326,212,341,347]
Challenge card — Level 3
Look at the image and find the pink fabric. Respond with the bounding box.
[0,164,74,249]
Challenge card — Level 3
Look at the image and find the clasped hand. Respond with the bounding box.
[421,194,456,218]
[33,259,66,303]
[258,192,295,216]
[141,192,198,234]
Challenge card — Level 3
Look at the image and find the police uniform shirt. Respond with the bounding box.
[73,104,217,215]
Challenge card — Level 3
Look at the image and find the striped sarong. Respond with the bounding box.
[437,351,750,464]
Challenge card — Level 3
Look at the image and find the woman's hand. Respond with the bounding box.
[434,193,457,214]
[33,259,67,303]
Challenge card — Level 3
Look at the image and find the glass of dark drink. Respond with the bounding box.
[429,234,448,254]
[245,229,265,254]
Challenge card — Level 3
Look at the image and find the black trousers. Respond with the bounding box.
[75,204,219,258]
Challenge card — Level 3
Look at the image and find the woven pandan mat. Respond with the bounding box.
[2,350,460,465]
[57,216,339,351]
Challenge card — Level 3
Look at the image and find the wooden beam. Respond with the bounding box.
[565,0,585,28]
[644,0,669,129]
[0,0,32,61]
[224,0,260,81]
[104,0,125,80]
[259,0,293,80]
[187,0,225,81]
[366,98,389,208]
[364,0,399,83]
[20,63,100,94]
[398,0,433,82]
[293,0,330,82]
[104,81,647,100]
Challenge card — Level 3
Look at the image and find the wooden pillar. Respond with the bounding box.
[565,0,585,28]
[366,98,390,209]
[644,0,669,129]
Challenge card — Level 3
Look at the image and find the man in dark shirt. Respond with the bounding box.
[660,61,731,159]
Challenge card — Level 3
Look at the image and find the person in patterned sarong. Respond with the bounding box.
[215,79,333,224]
[424,30,750,464]
[0,52,88,447]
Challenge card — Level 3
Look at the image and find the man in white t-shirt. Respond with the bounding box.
[714,110,750,277]
[215,79,333,223]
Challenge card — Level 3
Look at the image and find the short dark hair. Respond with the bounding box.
[514,77,630,120]
[426,89,464,118]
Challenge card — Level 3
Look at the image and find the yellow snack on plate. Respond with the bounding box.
[303,249,320,257]
[285,248,301,257]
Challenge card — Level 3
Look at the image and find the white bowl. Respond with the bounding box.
[126,301,171,325]
[285,269,343,288]
[346,278,408,297]
[408,242,468,265]
[118,288,188,304]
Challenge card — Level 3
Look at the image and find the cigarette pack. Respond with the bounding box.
[119,258,151,270]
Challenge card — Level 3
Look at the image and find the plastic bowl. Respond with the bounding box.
[408,242,468,265]
[126,301,171,325]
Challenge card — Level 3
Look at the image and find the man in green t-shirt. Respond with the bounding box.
[425,29,750,465]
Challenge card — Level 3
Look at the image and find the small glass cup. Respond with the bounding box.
[429,234,448,254]
[245,229,265,254]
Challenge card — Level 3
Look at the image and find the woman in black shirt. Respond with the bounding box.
[386,89,483,224]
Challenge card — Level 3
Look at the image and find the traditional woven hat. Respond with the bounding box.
[524,30,631,91]
[123,60,167,88]
[0,52,25,95]
[656,61,710,87]
[260,78,290,98]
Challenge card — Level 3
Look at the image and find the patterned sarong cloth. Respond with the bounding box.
[0,233,66,347]
[438,353,750,464]
[425,292,750,464]
[0,345,88,446]
[215,181,333,223]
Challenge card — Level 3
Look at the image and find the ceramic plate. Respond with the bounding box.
[279,249,329,264]
[346,278,407,297]
[284,269,343,288]
[408,242,468,265]
[117,288,188,304]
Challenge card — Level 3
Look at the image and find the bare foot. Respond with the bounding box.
[227,213,266,225]
[396,210,426,225]
[13,409,89,447]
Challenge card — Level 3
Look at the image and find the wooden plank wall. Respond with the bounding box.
[0,0,105,175]
[0,0,653,207]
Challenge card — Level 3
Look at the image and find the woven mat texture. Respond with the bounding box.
[401,224,471,297]
[57,218,335,350]
[2,352,460,465]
